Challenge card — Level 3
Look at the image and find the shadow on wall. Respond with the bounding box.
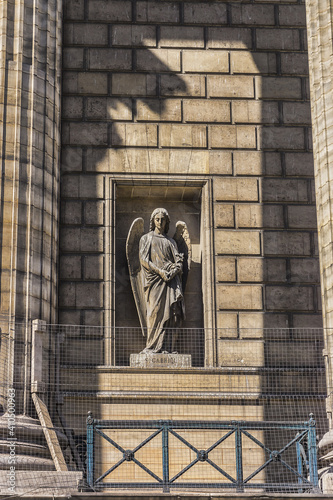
[60,15,320,369]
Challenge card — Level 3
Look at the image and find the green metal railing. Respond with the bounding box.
[86,412,318,493]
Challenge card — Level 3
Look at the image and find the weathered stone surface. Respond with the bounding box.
[63,48,84,69]
[136,1,180,23]
[88,0,132,21]
[236,204,284,228]
[84,255,104,280]
[215,231,261,255]
[208,76,254,98]
[112,123,157,147]
[86,97,132,120]
[217,340,265,367]
[256,29,300,50]
[231,4,275,25]
[290,258,320,283]
[238,258,287,282]
[160,124,206,148]
[60,256,81,280]
[0,471,82,497]
[75,282,103,308]
[216,312,238,336]
[184,100,230,123]
[62,97,83,119]
[136,99,181,121]
[64,23,108,45]
[285,152,314,176]
[130,353,192,368]
[160,27,204,47]
[217,285,263,310]
[262,179,308,202]
[87,148,228,174]
[160,74,205,96]
[293,314,323,329]
[214,178,258,202]
[183,50,229,73]
[214,204,234,227]
[283,102,311,124]
[60,228,104,252]
[84,201,104,225]
[184,3,227,24]
[287,205,317,228]
[279,5,306,26]
[238,313,265,336]
[112,25,156,46]
[88,48,132,70]
[233,151,264,176]
[215,257,236,282]
[231,52,276,74]
[64,123,108,146]
[61,147,83,172]
[59,282,76,308]
[63,72,108,95]
[61,201,82,224]
[64,0,84,20]
[112,74,156,96]
[263,232,311,256]
[136,49,181,71]
[265,286,314,311]
[232,101,279,124]
[256,77,302,99]
[210,125,256,149]
[281,53,309,75]
[208,28,252,49]
[209,151,232,175]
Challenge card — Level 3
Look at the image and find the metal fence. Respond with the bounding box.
[0,319,328,496]
[86,413,318,493]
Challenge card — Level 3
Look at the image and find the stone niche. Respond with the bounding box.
[110,181,207,367]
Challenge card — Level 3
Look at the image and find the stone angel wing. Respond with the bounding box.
[173,221,191,292]
[126,218,147,336]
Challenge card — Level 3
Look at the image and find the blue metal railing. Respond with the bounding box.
[86,412,318,493]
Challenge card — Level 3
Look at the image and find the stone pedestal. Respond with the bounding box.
[130,353,192,368]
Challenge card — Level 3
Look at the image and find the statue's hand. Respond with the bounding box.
[167,264,182,281]
[176,252,184,264]
[159,269,170,282]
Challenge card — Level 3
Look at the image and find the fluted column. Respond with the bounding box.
[305,0,333,488]
[0,0,62,413]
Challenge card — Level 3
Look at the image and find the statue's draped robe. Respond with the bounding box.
[139,231,185,352]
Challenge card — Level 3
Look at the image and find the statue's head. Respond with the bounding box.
[150,208,170,234]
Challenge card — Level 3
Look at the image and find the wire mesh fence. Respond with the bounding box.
[0,318,329,495]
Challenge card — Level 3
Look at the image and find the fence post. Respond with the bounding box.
[31,319,47,393]
[235,424,243,492]
[87,411,94,488]
[162,422,170,493]
[308,413,318,489]
[296,439,304,493]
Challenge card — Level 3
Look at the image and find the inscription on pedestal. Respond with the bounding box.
[130,353,192,368]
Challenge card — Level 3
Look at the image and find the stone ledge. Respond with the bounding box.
[0,470,82,497]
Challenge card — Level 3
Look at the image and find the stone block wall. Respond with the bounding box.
[60,0,322,365]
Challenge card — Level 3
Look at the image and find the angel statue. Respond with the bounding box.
[126,208,191,354]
